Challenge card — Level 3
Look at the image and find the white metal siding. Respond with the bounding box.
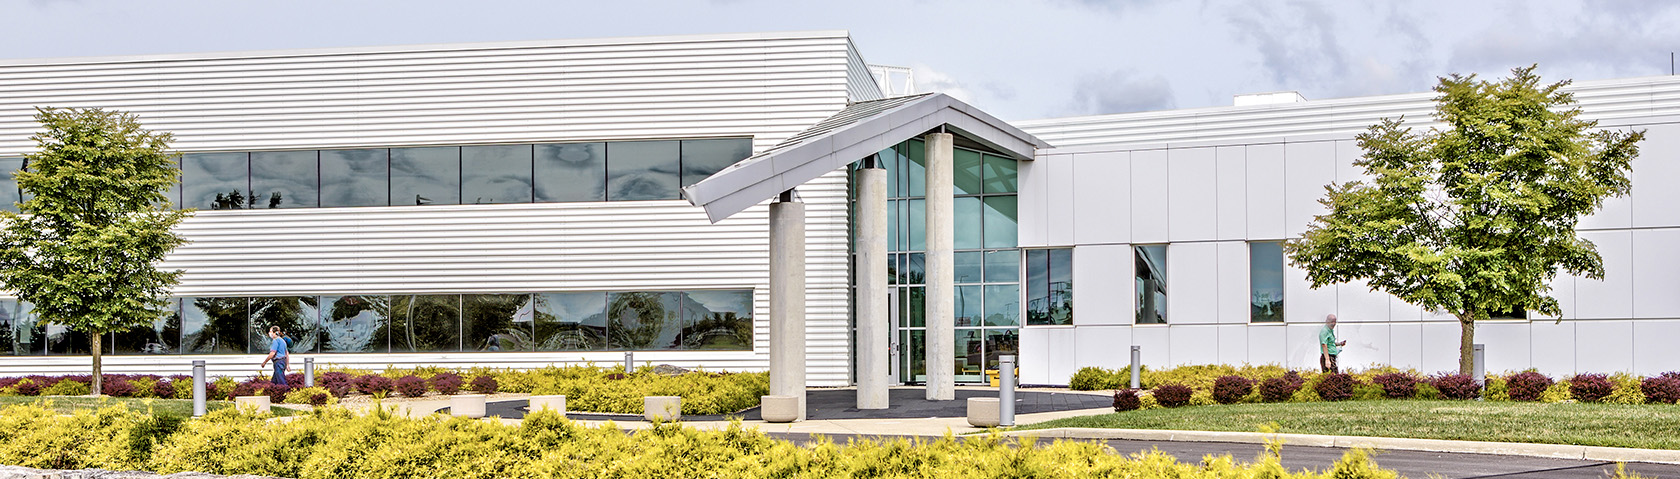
[844,41,884,102]
[0,32,859,384]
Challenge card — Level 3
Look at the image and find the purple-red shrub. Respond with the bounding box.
[1113,389,1141,411]
[319,372,354,397]
[265,383,291,403]
[1314,373,1355,401]
[14,378,41,396]
[395,375,429,398]
[301,389,332,406]
[1642,376,1680,404]
[100,378,138,397]
[286,373,304,386]
[1259,371,1303,402]
[1505,372,1553,402]
[354,374,394,396]
[429,373,463,395]
[152,379,176,399]
[1432,374,1482,400]
[1569,374,1613,403]
[1153,384,1193,408]
[1371,372,1418,399]
[233,380,269,398]
[1212,376,1255,404]
[469,375,499,394]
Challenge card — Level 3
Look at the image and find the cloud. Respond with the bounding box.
[1446,1,1680,80]
[1219,0,1438,99]
[1064,69,1176,115]
[913,64,977,104]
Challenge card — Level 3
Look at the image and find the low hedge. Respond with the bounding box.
[0,403,1400,479]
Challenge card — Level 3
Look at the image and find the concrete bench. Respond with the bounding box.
[967,397,1000,427]
[451,394,487,418]
[529,395,567,415]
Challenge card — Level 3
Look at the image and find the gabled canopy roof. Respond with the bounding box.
[682,93,1051,223]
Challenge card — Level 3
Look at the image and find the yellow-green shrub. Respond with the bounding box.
[1541,382,1573,403]
[284,387,338,406]
[1069,366,1121,390]
[1607,373,1647,405]
[0,403,159,470]
[41,379,90,396]
[1482,376,1510,401]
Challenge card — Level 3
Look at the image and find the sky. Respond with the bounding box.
[4,0,1678,121]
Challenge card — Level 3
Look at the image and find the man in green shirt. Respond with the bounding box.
[1320,314,1346,373]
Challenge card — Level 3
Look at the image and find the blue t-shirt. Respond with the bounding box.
[271,337,289,358]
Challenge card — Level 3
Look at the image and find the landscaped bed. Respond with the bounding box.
[0,396,300,417]
[1015,399,1680,450]
[0,403,1403,479]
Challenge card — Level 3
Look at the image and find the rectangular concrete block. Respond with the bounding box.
[644,396,681,422]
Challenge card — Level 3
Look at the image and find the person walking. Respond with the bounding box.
[1320,314,1346,373]
[260,326,290,385]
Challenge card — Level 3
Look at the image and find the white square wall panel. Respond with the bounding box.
[1285,263,1338,324]
[1474,321,1531,375]
[1018,327,1052,384]
[1247,325,1287,366]
[1168,147,1218,242]
[1632,229,1680,318]
[1337,281,1391,323]
[1017,155,1053,247]
[1130,149,1170,244]
[1072,151,1130,245]
[1574,320,1634,373]
[1335,323,1388,371]
[1631,123,1680,228]
[1286,324,1328,369]
[1632,320,1680,376]
[1215,146,1247,240]
[1334,139,1371,184]
[1168,325,1221,366]
[1047,154,1078,246]
[1389,323,1423,371]
[1045,328,1079,384]
[1217,325,1248,365]
[1546,274,1576,321]
[1574,230,1633,319]
[1073,244,1134,326]
[1073,325,1133,371]
[1167,242,1220,324]
[1578,191,1633,231]
[1418,322,1462,374]
[1245,144,1287,240]
[1132,326,1170,368]
[1529,320,1576,376]
[1284,141,1337,238]
[1215,242,1250,324]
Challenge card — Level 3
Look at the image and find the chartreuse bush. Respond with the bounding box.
[0,403,1400,479]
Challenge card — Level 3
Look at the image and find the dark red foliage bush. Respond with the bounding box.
[1314,373,1355,401]
[286,373,305,386]
[232,380,262,398]
[1152,384,1192,408]
[319,372,354,397]
[1643,376,1680,404]
[265,383,291,403]
[469,375,498,394]
[1662,372,1680,382]
[605,372,627,380]
[303,390,332,406]
[1212,376,1255,404]
[1113,389,1140,411]
[100,378,138,397]
[14,378,42,396]
[1505,371,1553,402]
[355,374,394,396]
[429,373,463,395]
[1259,371,1303,402]
[1568,374,1613,403]
[152,379,177,399]
[1370,372,1417,399]
[395,375,429,398]
[1431,374,1482,400]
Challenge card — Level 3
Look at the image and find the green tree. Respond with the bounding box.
[1286,66,1643,375]
[0,108,189,395]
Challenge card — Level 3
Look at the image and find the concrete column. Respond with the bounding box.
[769,190,808,420]
[924,132,956,401]
[856,165,889,409]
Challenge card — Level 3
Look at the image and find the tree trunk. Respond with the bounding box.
[91,332,102,396]
[1457,314,1475,376]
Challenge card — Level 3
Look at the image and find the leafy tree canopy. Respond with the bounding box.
[0,107,189,394]
[1285,66,1643,374]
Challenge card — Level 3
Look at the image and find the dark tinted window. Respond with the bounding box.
[113,300,180,355]
[182,297,248,354]
[607,141,679,201]
[181,153,249,210]
[534,143,606,202]
[464,294,533,351]
[680,138,752,187]
[386,295,460,352]
[390,147,459,206]
[1249,242,1285,323]
[249,296,319,353]
[606,291,681,349]
[321,149,389,207]
[0,301,40,355]
[1135,245,1168,324]
[321,295,388,353]
[462,145,532,204]
[250,151,318,208]
[680,290,753,350]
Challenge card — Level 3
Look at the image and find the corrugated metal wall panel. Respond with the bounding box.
[0,32,860,385]
[845,40,884,102]
[1016,75,1680,148]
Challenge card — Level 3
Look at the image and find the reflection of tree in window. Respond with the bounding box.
[465,294,532,351]
[533,292,607,351]
[112,305,180,355]
[608,292,670,349]
[321,295,387,352]
[249,297,318,353]
[678,291,752,350]
[380,295,461,352]
[185,297,248,354]
[1135,245,1168,324]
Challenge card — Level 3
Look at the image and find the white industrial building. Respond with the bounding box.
[0,31,1675,394]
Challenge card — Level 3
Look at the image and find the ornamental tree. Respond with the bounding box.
[1285,66,1643,375]
[0,108,189,396]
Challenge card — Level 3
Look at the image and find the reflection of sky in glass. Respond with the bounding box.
[321,295,384,353]
[684,290,751,316]
[321,149,389,207]
[462,145,532,204]
[181,153,247,209]
[954,251,982,284]
[954,149,983,195]
[983,196,1017,248]
[538,292,606,324]
[251,151,318,208]
[982,154,1017,194]
[955,285,981,327]
[535,143,605,202]
[0,158,22,213]
[955,197,982,250]
[984,284,1020,326]
[680,138,752,187]
[607,141,679,201]
[984,250,1019,283]
[1250,242,1286,321]
[391,147,459,205]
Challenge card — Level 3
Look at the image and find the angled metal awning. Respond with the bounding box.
[681,93,1052,223]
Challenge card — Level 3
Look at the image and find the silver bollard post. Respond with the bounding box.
[624,351,634,374]
[1472,344,1485,386]
[1130,345,1141,389]
[191,360,207,417]
[303,358,315,388]
[999,355,1016,427]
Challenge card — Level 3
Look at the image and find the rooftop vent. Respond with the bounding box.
[1233,91,1307,106]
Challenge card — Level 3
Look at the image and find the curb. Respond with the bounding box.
[1002,428,1680,465]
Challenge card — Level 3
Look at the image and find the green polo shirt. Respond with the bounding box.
[1320,326,1340,355]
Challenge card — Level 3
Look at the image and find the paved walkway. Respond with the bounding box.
[472,386,1110,421]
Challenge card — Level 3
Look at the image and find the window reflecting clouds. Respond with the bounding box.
[534,292,607,351]
[250,151,318,208]
[462,145,532,204]
[391,147,460,206]
[181,153,249,210]
[680,138,752,187]
[321,149,389,207]
[607,141,680,201]
[535,143,605,202]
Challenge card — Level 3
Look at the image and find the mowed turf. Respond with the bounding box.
[1015,400,1680,450]
[0,396,301,417]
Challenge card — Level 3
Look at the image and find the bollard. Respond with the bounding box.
[192,360,207,417]
[624,351,634,374]
[1130,346,1141,389]
[999,355,1016,427]
[304,358,315,388]
[1472,344,1485,387]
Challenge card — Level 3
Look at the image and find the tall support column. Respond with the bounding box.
[856,164,889,409]
[769,190,808,420]
[924,132,956,401]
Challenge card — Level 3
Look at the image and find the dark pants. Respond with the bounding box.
[272,358,288,385]
[1320,354,1338,374]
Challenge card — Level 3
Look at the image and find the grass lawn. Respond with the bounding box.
[1014,400,1680,450]
[0,396,301,417]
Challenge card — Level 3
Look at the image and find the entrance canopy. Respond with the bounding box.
[682,93,1051,223]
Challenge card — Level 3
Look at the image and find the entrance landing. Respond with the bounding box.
[471,387,1111,421]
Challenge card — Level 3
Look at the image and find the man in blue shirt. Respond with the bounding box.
[260,326,289,385]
